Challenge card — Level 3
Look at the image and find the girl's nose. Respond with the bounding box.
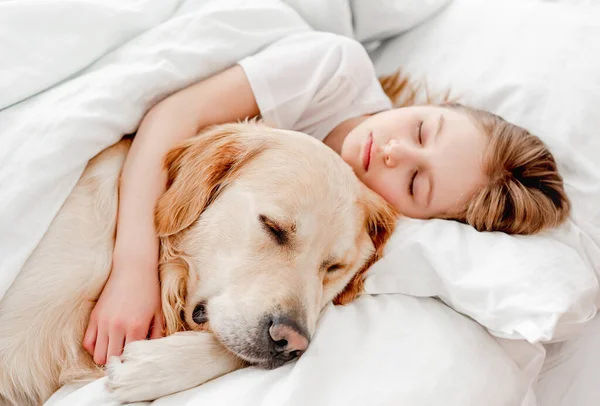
[383,139,420,168]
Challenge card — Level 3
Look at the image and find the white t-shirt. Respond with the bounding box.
[238,31,392,141]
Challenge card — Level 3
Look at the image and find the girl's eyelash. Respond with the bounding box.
[408,170,418,195]
[408,121,424,196]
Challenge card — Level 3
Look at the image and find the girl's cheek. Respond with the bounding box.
[373,177,403,210]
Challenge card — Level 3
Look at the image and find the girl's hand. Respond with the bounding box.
[83,258,164,365]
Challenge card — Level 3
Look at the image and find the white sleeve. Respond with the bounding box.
[238,31,392,141]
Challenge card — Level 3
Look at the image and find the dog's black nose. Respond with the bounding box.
[266,316,309,362]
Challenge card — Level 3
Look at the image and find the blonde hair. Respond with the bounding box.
[379,71,571,235]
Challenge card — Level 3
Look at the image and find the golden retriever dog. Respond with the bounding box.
[0,122,396,405]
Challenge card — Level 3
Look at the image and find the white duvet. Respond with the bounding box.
[2,0,599,406]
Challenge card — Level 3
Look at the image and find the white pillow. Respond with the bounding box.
[282,0,452,44]
[367,0,600,342]
[282,0,354,38]
[365,219,598,343]
[351,0,452,43]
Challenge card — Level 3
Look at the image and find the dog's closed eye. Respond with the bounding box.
[259,214,294,246]
[326,263,344,273]
[321,259,346,274]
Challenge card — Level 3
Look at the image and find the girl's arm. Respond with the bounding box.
[83,65,260,365]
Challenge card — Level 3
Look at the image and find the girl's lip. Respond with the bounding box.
[363,133,373,172]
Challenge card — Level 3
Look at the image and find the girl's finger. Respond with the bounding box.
[106,331,126,363]
[82,320,98,356]
[93,331,109,365]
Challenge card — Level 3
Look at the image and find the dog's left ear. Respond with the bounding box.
[333,188,398,305]
[155,123,267,237]
[155,123,268,333]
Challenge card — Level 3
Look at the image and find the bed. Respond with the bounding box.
[1,0,599,405]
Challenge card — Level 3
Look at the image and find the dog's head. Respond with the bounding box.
[156,122,397,369]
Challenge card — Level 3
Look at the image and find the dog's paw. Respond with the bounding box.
[106,340,175,403]
[106,331,241,403]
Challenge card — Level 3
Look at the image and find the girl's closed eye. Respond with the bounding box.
[417,121,424,144]
[408,170,418,196]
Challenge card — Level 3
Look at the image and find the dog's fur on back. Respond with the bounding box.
[0,122,397,405]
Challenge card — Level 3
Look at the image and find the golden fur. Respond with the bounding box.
[0,122,396,405]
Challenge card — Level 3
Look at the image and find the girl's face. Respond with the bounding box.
[341,106,488,219]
